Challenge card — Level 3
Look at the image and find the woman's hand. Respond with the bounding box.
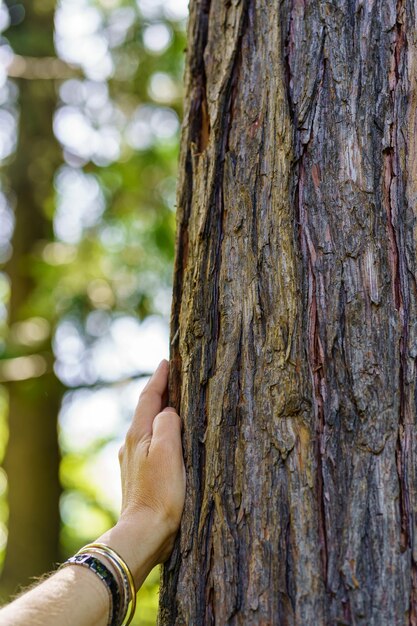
[97,359,186,586]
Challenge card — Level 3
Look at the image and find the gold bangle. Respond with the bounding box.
[78,543,136,626]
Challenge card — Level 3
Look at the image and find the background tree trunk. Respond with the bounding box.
[0,0,63,599]
[159,0,417,624]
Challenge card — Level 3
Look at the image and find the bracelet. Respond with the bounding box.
[60,542,137,626]
[81,543,137,626]
[60,553,120,626]
[77,546,131,624]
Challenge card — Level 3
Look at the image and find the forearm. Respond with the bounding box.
[0,513,176,626]
[0,566,109,626]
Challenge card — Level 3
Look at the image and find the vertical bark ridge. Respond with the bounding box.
[389,0,409,586]
[387,0,417,622]
[161,0,252,622]
[169,0,212,409]
[164,2,213,619]
[402,1,417,621]
[291,29,328,593]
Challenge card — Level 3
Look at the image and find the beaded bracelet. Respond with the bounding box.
[61,543,137,626]
[81,543,137,626]
[60,553,120,626]
[77,546,131,624]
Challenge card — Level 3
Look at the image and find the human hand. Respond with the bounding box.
[97,359,186,586]
[119,359,185,551]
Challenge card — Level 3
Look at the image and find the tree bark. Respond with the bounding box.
[0,1,63,599]
[159,0,417,624]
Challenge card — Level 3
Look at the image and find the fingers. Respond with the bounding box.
[152,407,182,441]
[131,359,170,440]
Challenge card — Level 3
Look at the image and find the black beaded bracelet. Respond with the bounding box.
[81,546,131,623]
[61,553,121,626]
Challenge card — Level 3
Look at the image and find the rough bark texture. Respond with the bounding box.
[159,1,417,624]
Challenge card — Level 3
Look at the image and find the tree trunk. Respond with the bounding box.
[0,1,63,599]
[159,0,417,624]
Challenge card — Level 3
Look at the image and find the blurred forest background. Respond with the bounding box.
[0,0,186,623]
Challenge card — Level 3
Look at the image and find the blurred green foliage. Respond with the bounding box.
[0,0,186,622]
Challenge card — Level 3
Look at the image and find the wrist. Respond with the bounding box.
[96,509,177,588]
